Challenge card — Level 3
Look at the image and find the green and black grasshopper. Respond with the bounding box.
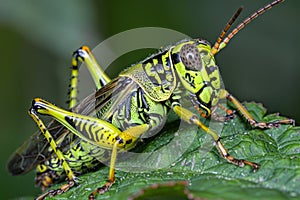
[8,0,295,199]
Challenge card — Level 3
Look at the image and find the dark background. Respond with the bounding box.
[1,0,299,199]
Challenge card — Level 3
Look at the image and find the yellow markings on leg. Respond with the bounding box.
[32,98,122,149]
[29,108,78,200]
[69,45,112,109]
[29,109,76,181]
[69,65,79,109]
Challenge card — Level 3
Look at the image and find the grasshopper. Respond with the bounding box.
[8,0,294,199]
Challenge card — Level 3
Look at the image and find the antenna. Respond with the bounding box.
[211,0,284,56]
[211,7,243,55]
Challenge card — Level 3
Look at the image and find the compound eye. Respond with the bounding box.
[180,43,202,71]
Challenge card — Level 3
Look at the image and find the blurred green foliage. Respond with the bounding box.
[0,0,299,199]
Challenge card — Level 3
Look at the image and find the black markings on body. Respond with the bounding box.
[185,73,195,87]
[65,116,76,129]
[206,66,217,75]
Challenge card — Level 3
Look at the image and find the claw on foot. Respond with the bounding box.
[35,180,75,200]
[89,180,114,200]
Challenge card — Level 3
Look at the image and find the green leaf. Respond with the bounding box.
[44,102,299,200]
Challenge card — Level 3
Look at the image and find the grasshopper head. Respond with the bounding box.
[172,39,221,111]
